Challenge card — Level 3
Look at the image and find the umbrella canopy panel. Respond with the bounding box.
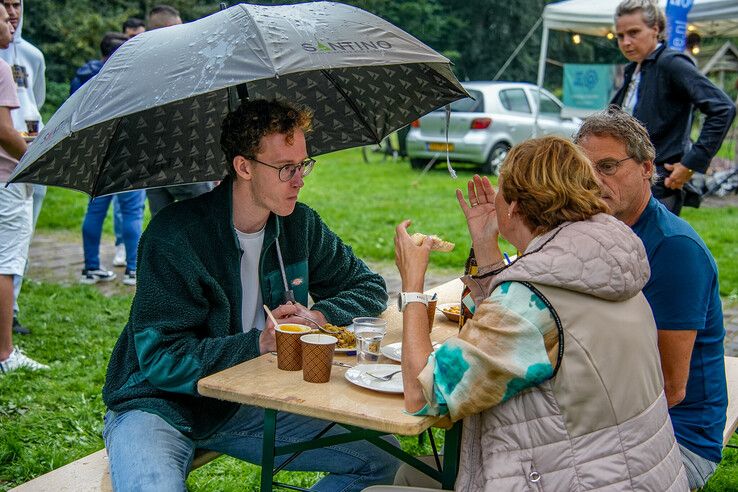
[10,1,468,197]
[14,62,464,197]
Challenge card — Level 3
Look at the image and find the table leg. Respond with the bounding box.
[261,408,277,492]
[440,421,462,490]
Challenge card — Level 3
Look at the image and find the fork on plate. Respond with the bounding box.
[366,369,402,381]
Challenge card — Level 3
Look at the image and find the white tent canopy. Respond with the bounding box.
[537,0,738,88]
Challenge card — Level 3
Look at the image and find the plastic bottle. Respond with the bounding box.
[458,247,477,330]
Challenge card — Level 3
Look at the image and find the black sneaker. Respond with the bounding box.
[80,268,117,284]
[12,317,30,335]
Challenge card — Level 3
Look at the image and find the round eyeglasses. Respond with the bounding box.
[593,156,634,176]
[247,157,316,182]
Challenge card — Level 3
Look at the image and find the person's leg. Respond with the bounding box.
[103,409,195,492]
[113,195,123,246]
[0,184,35,363]
[200,405,400,492]
[11,185,45,317]
[146,188,174,217]
[393,457,442,489]
[678,443,718,490]
[31,185,46,229]
[81,196,113,270]
[0,274,14,360]
[116,190,146,272]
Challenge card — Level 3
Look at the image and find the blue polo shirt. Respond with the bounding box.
[632,197,726,463]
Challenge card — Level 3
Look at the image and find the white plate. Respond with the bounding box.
[380,342,439,363]
[345,363,403,394]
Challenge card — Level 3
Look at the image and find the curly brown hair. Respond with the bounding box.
[499,136,608,233]
[220,99,313,179]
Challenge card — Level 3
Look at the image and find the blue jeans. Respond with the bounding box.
[113,197,123,246]
[82,191,145,272]
[103,407,400,492]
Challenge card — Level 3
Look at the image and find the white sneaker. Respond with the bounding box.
[113,244,126,267]
[122,269,136,286]
[0,347,49,373]
[80,268,117,284]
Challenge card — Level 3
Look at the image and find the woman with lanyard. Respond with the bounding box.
[610,0,735,215]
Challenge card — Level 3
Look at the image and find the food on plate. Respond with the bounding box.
[438,303,461,322]
[410,233,455,252]
[277,324,311,333]
[320,324,356,349]
[443,305,461,315]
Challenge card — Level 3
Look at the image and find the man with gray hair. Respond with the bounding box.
[575,106,726,489]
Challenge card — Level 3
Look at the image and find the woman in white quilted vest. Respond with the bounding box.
[390,136,688,491]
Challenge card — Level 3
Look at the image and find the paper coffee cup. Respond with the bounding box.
[275,324,312,371]
[426,299,437,332]
[300,333,337,383]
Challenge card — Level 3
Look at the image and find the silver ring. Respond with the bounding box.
[470,201,478,206]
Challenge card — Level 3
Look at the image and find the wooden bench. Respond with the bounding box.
[9,448,221,492]
[10,356,738,490]
[723,356,738,447]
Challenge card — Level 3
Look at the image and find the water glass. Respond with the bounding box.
[353,317,387,364]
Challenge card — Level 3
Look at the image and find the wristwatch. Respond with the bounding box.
[397,292,430,312]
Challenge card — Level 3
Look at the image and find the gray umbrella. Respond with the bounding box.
[9,2,467,197]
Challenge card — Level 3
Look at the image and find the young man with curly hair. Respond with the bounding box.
[102,99,398,491]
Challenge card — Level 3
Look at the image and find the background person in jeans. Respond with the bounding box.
[72,33,144,286]
[610,0,736,215]
[575,107,727,489]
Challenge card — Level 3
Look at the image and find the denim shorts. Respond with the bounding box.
[679,443,718,489]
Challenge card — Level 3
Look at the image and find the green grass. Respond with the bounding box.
[3,147,737,490]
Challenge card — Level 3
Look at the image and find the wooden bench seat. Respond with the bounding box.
[723,356,738,447]
[9,448,221,492]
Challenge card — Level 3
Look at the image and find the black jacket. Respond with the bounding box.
[611,44,736,173]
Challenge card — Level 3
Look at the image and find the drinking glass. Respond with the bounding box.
[353,317,387,364]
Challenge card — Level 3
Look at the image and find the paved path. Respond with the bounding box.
[23,232,738,356]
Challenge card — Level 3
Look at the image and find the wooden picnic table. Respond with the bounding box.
[198,278,464,491]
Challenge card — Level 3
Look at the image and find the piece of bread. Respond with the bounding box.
[410,233,455,252]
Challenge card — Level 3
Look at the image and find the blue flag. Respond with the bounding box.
[666,0,694,51]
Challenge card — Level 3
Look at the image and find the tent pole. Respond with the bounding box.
[534,21,550,138]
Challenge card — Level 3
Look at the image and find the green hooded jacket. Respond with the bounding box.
[102,177,388,438]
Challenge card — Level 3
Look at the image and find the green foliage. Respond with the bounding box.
[23,0,222,83]
[40,81,68,121]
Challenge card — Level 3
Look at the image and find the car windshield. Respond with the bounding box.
[436,89,483,112]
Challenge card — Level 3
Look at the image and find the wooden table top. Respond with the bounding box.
[197,278,463,435]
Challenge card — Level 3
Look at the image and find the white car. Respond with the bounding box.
[405,81,581,174]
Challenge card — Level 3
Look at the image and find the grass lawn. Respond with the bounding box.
[2,147,737,490]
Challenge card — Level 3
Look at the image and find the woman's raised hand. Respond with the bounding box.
[394,220,431,292]
[456,174,499,246]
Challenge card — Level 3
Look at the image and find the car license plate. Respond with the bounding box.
[427,142,454,152]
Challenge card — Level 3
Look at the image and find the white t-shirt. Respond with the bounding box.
[235,227,266,333]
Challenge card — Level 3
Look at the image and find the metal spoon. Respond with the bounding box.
[291,314,340,334]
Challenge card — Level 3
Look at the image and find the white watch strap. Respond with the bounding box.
[401,292,429,310]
